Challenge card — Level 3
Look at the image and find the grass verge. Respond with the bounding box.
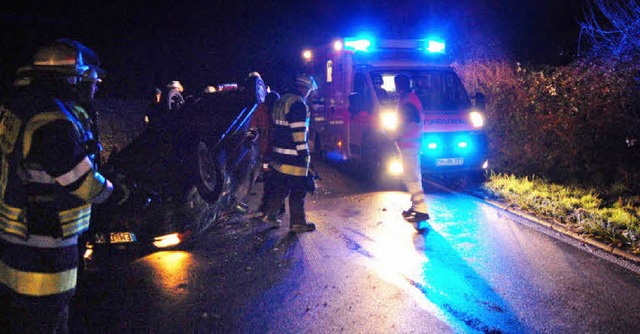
[482,173,640,255]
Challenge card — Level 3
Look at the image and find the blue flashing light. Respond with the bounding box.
[344,38,372,52]
[423,134,479,157]
[453,135,475,155]
[425,40,446,54]
[422,135,444,156]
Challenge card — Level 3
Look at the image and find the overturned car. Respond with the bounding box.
[82,77,266,269]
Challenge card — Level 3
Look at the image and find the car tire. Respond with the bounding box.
[195,141,224,203]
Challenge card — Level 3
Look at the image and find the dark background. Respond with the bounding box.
[0,0,586,98]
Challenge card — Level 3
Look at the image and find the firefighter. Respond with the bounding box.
[260,74,317,233]
[252,91,282,214]
[144,87,163,127]
[0,39,127,333]
[394,74,431,223]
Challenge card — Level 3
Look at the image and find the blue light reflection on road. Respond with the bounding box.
[412,194,528,333]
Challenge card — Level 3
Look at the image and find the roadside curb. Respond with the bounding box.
[426,180,640,275]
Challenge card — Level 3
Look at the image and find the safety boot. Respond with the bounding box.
[404,211,430,223]
[260,214,281,229]
[289,222,316,233]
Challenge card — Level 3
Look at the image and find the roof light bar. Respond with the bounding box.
[426,40,446,54]
[344,38,372,52]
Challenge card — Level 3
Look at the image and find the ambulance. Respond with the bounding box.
[305,36,489,180]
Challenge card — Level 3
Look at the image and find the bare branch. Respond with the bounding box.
[579,0,640,61]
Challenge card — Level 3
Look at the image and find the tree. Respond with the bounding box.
[579,0,640,61]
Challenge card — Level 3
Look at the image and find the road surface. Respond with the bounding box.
[71,161,640,333]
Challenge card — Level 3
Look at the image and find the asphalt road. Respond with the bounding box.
[71,161,640,333]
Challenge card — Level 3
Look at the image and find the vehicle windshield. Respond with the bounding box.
[372,70,471,111]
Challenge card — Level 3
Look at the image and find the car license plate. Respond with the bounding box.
[109,232,137,244]
[436,158,464,166]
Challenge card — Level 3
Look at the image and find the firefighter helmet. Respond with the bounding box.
[14,65,34,87]
[295,74,318,92]
[32,38,103,79]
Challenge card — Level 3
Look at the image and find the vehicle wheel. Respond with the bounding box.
[195,141,224,203]
[181,186,221,242]
[245,74,267,104]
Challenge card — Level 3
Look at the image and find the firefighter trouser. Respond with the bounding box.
[0,240,73,334]
[264,171,307,225]
[400,147,429,214]
[0,299,70,334]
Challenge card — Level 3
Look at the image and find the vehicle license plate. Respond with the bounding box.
[109,232,136,244]
[436,158,464,166]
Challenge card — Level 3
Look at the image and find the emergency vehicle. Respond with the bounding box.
[304,36,489,180]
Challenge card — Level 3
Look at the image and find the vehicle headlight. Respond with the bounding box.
[387,158,404,176]
[469,111,485,128]
[380,110,398,131]
[153,233,182,248]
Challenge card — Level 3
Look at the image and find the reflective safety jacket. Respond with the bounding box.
[396,91,424,150]
[270,92,310,177]
[0,87,112,299]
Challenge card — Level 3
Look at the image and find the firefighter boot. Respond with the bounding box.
[402,208,414,218]
[260,214,281,229]
[289,222,316,233]
[404,211,430,223]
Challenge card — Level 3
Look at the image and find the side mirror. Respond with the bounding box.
[348,92,362,114]
[474,92,486,110]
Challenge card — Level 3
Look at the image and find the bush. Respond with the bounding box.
[454,58,640,192]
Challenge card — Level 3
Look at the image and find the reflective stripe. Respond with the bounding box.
[24,169,56,184]
[292,132,306,142]
[56,157,92,186]
[0,233,78,248]
[314,117,325,121]
[58,204,91,238]
[289,121,307,128]
[0,200,27,239]
[69,170,108,202]
[274,120,289,126]
[273,163,308,177]
[0,260,77,296]
[34,58,77,66]
[411,193,425,202]
[329,120,344,124]
[0,106,22,154]
[273,147,298,155]
[23,112,69,158]
[296,144,308,151]
[92,179,113,204]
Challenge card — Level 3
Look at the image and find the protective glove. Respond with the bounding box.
[100,174,132,208]
[111,181,131,206]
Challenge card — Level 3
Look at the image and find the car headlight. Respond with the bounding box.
[380,110,398,131]
[469,111,485,128]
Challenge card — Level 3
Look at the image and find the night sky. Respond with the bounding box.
[1,0,586,98]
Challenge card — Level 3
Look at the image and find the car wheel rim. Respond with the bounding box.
[198,142,218,191]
